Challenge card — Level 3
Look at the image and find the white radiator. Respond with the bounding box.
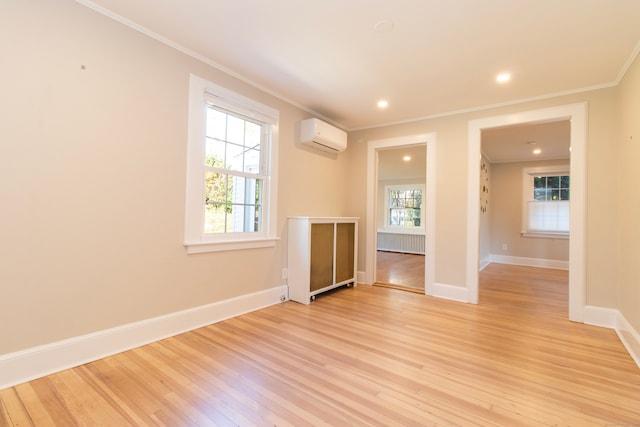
[377,232,425,255]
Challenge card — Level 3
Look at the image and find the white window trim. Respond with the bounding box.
[184,74,279,253]
[521,165,569,239]
[383,184,426,234]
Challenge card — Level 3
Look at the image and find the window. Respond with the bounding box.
[522,166,569,238]
[384,185,424,231]
[185,75,279,253]
[204,107,264,234]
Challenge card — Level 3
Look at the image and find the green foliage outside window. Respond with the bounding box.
[533,175,570,201]
[389,189,422,227]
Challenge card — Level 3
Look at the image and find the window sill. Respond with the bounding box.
[521,232,569,240]
[184,237,279,254]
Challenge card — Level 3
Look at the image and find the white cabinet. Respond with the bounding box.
[288,217,358,304]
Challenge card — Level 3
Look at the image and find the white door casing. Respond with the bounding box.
[365,133,437,295]
[467,103,587,322]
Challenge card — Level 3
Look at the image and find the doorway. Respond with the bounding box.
[365,133,437,295]
[480,120,571,307]
[375,145,426,291]
[467,103,587,322]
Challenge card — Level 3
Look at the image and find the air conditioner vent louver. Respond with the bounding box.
[300,118,347,153]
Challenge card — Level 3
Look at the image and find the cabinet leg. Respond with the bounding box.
[310,295,316,303]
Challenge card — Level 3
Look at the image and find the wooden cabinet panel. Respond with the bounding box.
[335,222,355,283]
[288,217,358,304]
[310,223,334,291]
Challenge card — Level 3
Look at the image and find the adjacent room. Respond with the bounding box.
[1,0,640,425]
[375,145,426,292]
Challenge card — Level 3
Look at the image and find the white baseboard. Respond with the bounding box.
[0,285,288,390]
[615,312,640,368]
[479,256,491,271]
[429,282,470,303]
[583,306,640,369]
[490,254,569,270]
[583,305,618,328]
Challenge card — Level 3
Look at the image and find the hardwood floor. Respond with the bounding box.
[2,264,639,426]
[376,250,425,291]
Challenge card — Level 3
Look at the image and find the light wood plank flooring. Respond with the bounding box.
[376,250,425,291]
[2,264,639,426]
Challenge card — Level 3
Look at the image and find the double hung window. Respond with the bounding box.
[185,75,279,253]
[384,185,424,231]
[204,106,265,234]
[522,166,570,237]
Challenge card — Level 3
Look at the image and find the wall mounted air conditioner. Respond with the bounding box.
[300,118,347,153]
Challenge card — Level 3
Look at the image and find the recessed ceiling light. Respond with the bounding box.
[496,73,511,83]
[403,155,411,162]
[533,148,542,155]
[377,99,389,109]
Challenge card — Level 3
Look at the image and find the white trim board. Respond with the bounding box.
[0,285,288,390]
[365,133,436,297]
[616,313,640,369]
[468,103,587,321]
[583,306,640,369]
[489,255,569,271]
[431,282,471,303]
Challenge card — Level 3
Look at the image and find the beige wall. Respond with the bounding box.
[617,54,640,332]
[0,1,352,355]
[349,89,619,306]
[489,159,570,261]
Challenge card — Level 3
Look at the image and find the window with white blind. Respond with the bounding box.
[521,166,570,238]
[184,74,279,253]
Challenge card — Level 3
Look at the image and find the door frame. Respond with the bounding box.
[466,103,587,322]
[365,133,437,294]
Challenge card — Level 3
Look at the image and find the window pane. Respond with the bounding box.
[245,121,261,149]
[204,171,229,207]
[206,108,263,175]
[390,209,401,226]
[205,172,263,233]
[205,203,227,234]
[561,189,570,200]
[221,176,263,233]
[225,142,244,171]
[204,172,231,234]
[205,138,225,167]
[227,204,262,233]
[205,108,226,141]
[534,189,546,201]
[561,175,570,188]
[533,176,546,189]
[388,188,423,228]
[547,176,560,188]
[245,148,261,174]
[226,115,245,145]
[550,189,560,200]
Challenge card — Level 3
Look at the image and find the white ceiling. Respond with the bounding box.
[482,120,570,163]
[78,0,640,130]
